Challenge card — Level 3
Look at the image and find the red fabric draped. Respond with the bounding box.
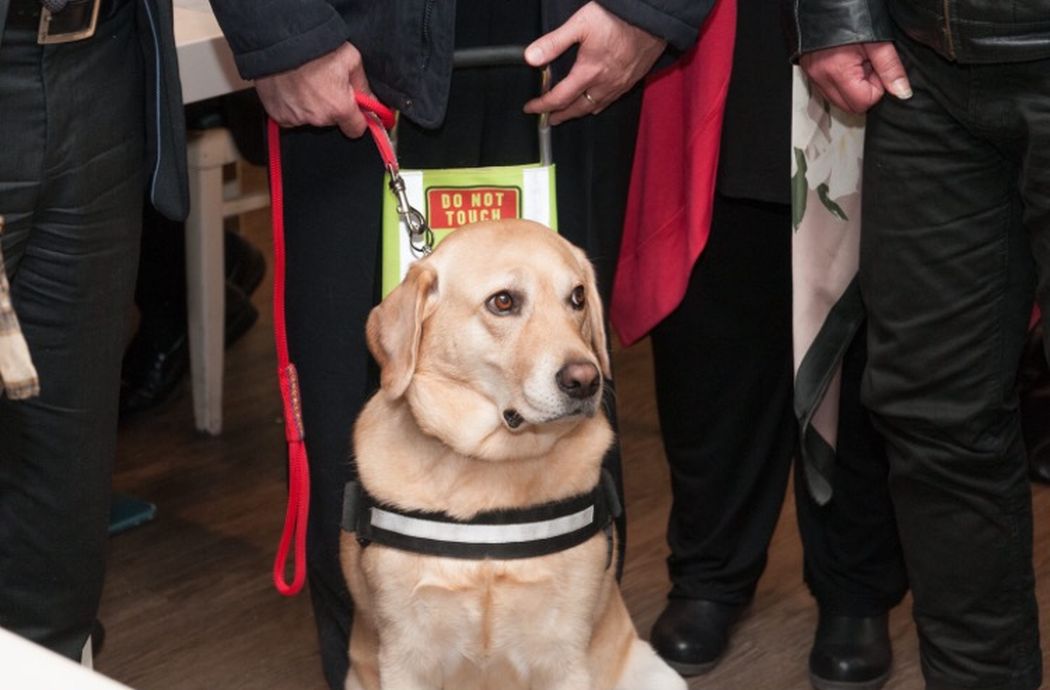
[611,0,737,347]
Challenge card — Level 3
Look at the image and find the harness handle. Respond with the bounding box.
[449,46,552,166]
[452,46,527,68]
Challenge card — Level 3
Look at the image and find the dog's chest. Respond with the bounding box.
[363,536,608,678]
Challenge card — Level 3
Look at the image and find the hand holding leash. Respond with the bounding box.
[255,43,375,139]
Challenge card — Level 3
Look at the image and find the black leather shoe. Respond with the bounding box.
[120,322,189,417]
[809,613,892,690]
[650,599,745,676]
[120,283,258,418]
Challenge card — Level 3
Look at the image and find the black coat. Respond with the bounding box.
[786,0,1050,63]
[208,0,714,128]
[717,0,791,205]
[137,0,189,221]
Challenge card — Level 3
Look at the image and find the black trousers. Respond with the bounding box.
[276,4,641,687]
[860,30,1049,690]
[0,5,144,660]
[650,195,907,614]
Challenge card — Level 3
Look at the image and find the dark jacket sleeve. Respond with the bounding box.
[596,0,715,51]
[207,0,349,79]
[141,0,188,221]
[784,0,895,61]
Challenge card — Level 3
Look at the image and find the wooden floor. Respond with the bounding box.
[96,198,1050,690]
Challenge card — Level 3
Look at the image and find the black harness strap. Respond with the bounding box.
[342,470,621,562]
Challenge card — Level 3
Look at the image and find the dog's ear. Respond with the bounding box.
[366,263,438,398]
[577,249,610,378]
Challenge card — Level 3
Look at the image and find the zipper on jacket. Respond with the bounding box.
[420,0,436,70]
[941,0,956,59]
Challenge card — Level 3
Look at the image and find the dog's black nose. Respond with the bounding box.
[556,361,601,400]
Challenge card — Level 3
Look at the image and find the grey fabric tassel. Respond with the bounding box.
[40,0,71,13]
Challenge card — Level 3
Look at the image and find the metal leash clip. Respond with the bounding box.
[364,111,434,257]
[388,168,433,257]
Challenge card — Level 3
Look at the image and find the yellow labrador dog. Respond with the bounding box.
[340,220,684,690]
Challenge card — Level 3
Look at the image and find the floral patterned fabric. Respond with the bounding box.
[790,68,865,503]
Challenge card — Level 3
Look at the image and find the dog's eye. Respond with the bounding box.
[487,290,517,315]
[569,285,586,311]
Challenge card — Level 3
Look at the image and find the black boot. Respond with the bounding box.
[809,613,892,690]
[649,599,745,676]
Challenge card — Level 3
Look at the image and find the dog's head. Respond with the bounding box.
[366,220,610,460]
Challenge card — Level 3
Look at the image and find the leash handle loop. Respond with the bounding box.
[268,117,311,596]
[267,93,399,596]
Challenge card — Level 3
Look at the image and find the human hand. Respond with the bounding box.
[254,42,373,139]
[800,42,912,114]
[522,2,667,125]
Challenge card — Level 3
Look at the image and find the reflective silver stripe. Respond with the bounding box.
[369,505,596,544]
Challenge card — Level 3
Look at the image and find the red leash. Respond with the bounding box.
[268,94,397,596]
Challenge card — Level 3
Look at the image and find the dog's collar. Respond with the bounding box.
[341,470,621,561]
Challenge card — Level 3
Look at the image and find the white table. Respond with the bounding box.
[173,0,248,104]
[174,0,267,434]
[0,627,136,689]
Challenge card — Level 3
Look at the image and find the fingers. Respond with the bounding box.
[336,104,368,139]
[551,91,603,125]
[524,13,582,67]
[523,14,615,117]
[523,75,608,125]
[800,52,851,112]
[831,77,884,114]
[523,2,665,125]
[336,43,370,138]
[523,57,601,116]
[253,43,373,139]
[800,45,888,114]
[522,7,589,121]
[864,41,913,100]
[522,3,610,123]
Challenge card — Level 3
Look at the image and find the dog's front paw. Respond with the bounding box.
[614,639,688,690]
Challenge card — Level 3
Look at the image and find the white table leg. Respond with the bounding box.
[185,128,228,435]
